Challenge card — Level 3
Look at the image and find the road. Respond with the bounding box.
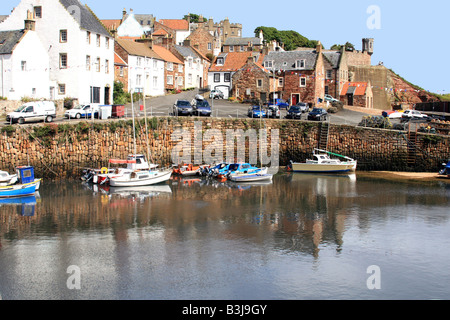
[2,90,373,127]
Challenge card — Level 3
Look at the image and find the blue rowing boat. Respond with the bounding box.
[0,166,41,198]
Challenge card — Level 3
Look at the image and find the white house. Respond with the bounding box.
[115,38,165,97]
[0,28,50,100]
[173,45,207,89]
[117,9,149,38]
[0,0,114,105]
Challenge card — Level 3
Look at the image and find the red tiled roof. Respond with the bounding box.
[209,52,264,72]
[101,19,122,30]
[152,45,183,64]
[152,28,170,36]
[340,82,369,96]
[114,52,127,66]
[158,19,189,30]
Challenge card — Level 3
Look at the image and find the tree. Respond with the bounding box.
[183,13,206,23]
[330,42,355,51]
[254,26,318,51]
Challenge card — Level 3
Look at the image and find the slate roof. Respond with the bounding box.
[174,45,201,59]
[0,30,25,54]
[323,51,341,69]
[59,0,111,37]
[224,37,262,46]
[263,50,318,71]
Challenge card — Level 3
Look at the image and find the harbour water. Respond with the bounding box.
[0,173,449,300]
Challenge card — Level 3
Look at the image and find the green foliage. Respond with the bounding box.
[183,13,206,23]
[113,81,129,105]
[1,125,16,136]
[254,26,319,51]
[330,42,355,51]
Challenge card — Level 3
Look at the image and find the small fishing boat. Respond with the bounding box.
[0,170,18,186]
[229,172,273,182]
[289,149,357,173]
[173,163,210,176]
[109,169,172,187]
[0,166,41,198]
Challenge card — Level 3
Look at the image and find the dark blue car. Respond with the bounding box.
[193,100,212,117]
[268,99,289,109]
[285,105,302,119]
[248,106,267,118]
[307,108,328,121]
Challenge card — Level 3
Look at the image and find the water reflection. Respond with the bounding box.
[0,173,449,299]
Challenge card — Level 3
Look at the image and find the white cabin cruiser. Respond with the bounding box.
[290,149,357,173]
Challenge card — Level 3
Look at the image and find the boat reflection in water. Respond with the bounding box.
[0,192,40,216]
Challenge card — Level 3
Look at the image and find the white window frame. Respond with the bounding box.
[300,77,306,87]
[296,59,306,69]
[264,60,273,69]
[167,62,173,71]
[86,55,91,71]
[167,75,174,85]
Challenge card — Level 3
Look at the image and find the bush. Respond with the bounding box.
[358,115,392,129]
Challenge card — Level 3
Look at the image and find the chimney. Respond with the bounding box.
[122,8,127,21]
[162,34,174,50]
[24,10,35,31]
[316,41,322,53]
[136,35,153,49]
[183,39,191,47]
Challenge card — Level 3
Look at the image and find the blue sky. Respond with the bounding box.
[1,0,448,94]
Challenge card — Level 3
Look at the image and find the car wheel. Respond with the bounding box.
[76,113,81,119]
[18,118,25,125]
[46,115,53,123]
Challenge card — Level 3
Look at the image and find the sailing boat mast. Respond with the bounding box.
[131,88,137,155]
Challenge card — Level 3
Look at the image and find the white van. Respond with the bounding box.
[6,101,56,124]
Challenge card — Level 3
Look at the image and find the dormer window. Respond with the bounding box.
[216,57,224,65]
[296,59,305,69]
[264,60,273,69]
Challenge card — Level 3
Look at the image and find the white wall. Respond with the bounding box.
[0,31,50,101]
[208,71,232,98]
[127,55,165,97]
[0,0,114,104]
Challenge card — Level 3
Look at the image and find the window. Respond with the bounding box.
[325,85,329,95]
[188,74,192,85]
[119,66,124,77]
[136,74,142,86]
[264,60,273,69]
[167,62,173,71]
[32,88,36,95]
[60,53,68,69]
[296,59,305,69]
[326,70,333,79]
[257,79,263,88]
[214,73,220,82]
[105,59,109,74]
[153,60,158,70]
[188,58,193,68]
[96,34,101,47]
[34,6,42,18]
[153,76,158,88]
[300,77,306,87]
[86,55,91,71]
[178,64,183,73]
[58,84,66,95]
[86,31,91,44]
[95,57,100,72]
[208,43,212,50]
[60,30,67,43]
[137,57,142,66]
[178,77,183,86]
[224,73,230,82]
[105,38,109,49]
[90,87,100,103]
[240,45,244,52]
[278,77,284,87]
[21,61,27,71]
[216,57,224,65]
[229,45,234,52]
[167,75,173,85]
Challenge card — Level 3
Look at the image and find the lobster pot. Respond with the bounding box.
[17,166,35,184]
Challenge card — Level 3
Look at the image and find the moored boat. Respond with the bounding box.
[0,170,18,186]
[229,172,273,182]
[173,163,210,176]
[109,169,172,187]
[290,149,357,173]
[0,166,41,198]
[438,160,450,179]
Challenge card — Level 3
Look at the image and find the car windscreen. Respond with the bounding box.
[15,105,27,112]
[177,101,191,107]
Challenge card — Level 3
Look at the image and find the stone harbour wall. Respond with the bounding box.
[0,117,449,179]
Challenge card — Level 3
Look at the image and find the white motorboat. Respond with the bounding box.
[109,169,172,187]
[290,149,357,173]
[229,172,273,182]
[0,170,18,186]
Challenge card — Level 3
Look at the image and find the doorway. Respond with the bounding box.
[104,86,110,105]
[291,93,300,106]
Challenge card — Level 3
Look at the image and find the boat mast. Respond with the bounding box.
[131,88,137,155]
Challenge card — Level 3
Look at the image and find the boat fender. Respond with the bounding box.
[101,167,108,174]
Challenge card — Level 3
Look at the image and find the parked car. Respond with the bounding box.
[248,105,267,118]
[308,108,328,121]
[267,105,281,118]
[285,105,302,120]
[173,100,193,116]
[6,101,56,124]
[324,95,339,103]
[401,109,430,122]
[382,110,404,119]
[193,100,212,117]
[268,99,289,109]
[65,104,100,119]
[296,102,310,113]
[210,89,224,99]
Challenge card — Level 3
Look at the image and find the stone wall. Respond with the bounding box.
[0,117,449,179]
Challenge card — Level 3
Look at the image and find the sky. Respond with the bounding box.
[1,0,449,94]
